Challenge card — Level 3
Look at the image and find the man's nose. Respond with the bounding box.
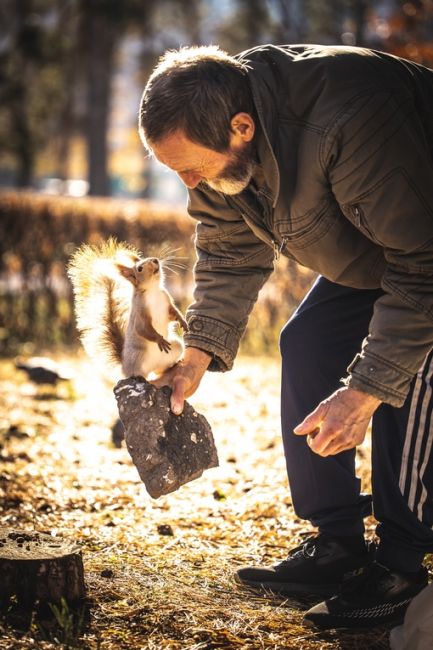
[178,171,202,189]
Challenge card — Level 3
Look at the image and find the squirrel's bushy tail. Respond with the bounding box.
[67,238,139,367]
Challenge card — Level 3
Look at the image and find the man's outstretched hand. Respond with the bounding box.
[293,386,382,456]
[151,347,212,415]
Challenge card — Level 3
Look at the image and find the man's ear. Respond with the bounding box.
[116,263,136,285]
[230,112,255,142]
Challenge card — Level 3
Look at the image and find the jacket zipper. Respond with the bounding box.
[273,237,288,260]
[232,195,287,260]
[351,204,376,241]
[352,204,362,227]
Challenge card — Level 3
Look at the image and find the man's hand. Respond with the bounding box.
[151,347,212,415]
[293,387,382,456]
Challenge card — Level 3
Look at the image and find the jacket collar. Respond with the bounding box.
[240,56,281,208]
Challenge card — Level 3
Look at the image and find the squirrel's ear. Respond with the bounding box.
[116,263,136,285]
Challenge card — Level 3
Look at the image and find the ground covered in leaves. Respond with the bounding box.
[0,353,398,649]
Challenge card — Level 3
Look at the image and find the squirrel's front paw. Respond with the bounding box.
[158,337,172,353]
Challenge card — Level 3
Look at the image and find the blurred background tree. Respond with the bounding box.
[0,0,75,188]
[1,0,433,198]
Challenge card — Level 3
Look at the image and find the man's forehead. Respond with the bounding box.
[152,132,222,173]
[156,151,198,173]
[153,133,199,164]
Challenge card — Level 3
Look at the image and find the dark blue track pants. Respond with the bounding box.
[280,276,433,572]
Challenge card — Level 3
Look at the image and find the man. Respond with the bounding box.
[138,44,433,629]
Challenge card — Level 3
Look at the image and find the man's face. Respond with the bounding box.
[150,130,256,195]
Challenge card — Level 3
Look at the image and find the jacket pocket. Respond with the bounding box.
[195,221,274,268]
[344,203,381,244]
[275,200,336,250]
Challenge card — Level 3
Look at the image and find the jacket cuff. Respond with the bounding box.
[184,314,241,372]
[343,351,414,407]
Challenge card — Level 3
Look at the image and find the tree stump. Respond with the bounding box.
[0,528,86,609]
[114,377,219,498]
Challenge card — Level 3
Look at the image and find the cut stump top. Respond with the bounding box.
[0,528,81,561]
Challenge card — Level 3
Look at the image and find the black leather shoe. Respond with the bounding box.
[303,561,429,629]
[235,534,374,597]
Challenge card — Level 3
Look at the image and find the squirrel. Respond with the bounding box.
[67,238,188,379]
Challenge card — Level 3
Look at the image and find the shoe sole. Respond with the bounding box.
[303,609,407,630]
[234,574,339,598]
[303,590,424,630]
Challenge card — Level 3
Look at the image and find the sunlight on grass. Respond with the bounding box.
[0,353,393,649]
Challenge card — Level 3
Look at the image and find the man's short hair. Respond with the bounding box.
[139,45,254,153]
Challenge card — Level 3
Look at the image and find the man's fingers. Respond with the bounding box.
[151,376,167,389]
[150,365,176,389]
[294,404,326,435]
[294,414,320,435]
[308,425,354,456]
[151,376,166,388]
[170,376,187,415]
[316,440,351,457]
[298,387,377,456]
[308,426,337,454]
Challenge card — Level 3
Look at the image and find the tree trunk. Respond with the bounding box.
[12,0,35,188]
[238,0,269,45]
[13,100,33,188]
[181,0,203,44]
[273,0,306,42]
[79,0,117,196]
[0,528,86,609]
[353,0,368,46]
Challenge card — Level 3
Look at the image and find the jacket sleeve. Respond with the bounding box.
[184,186,275,371]
[326,90,433,406]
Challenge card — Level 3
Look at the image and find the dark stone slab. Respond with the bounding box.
[113,377,218,498]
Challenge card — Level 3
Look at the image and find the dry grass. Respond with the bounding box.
[0,353,401,649]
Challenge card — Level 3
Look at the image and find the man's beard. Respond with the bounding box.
[204,140,256,195]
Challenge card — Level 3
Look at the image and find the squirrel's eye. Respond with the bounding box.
[137,265,143,272]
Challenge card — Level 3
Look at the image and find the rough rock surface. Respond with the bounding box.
[114,377,219,498]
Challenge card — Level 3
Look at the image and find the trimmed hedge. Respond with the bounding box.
[0,191,314,356]
[0,192,195,353]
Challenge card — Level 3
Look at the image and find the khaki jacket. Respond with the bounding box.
[184,44,433,407]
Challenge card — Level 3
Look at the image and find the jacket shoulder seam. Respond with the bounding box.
[196,248,274,268]
[278,116,325,135]
[196,222,248,243]
[319,89,377,173]
[319,89,411,175]
[329,99,413,185]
